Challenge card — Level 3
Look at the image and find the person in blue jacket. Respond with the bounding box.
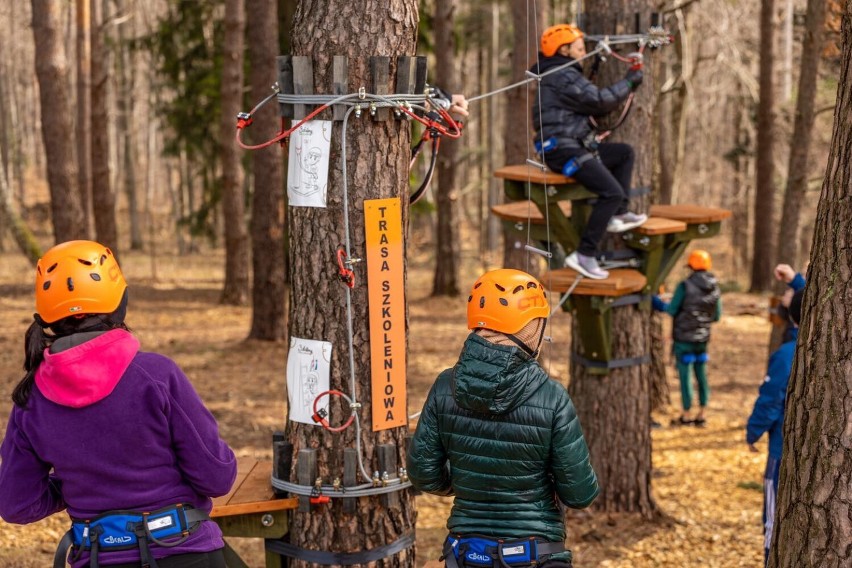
[747,283,804,565]
[773,263,806,342]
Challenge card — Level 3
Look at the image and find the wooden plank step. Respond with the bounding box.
[541,268,647,296]
[491,200,572,222]
[649,204,732,224]
[634,216,687,235]
[211,458,299,518]
[494,164,578,185]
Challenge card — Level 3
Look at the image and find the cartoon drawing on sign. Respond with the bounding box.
[287,120,332,208]
[286,337,332,424]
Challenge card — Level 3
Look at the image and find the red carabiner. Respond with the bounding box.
[336,249,355,288]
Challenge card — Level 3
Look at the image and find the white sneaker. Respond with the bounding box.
[564,251,609,280]
[607,212,648,233]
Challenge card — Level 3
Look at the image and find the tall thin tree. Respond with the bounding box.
[31,0,87,242]
[219,0,248,305]
[769,2,852,563]
[76,0,93,237]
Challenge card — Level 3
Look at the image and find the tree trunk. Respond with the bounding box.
[31,0,86,242]
[775,0,828,269]
[770,3,852,564]
[502,0,544,272]
[0,154,41,264]
[90,0,118,253]
[76,0,93,237]
[287,1,418,566]
[247,0,287,340]
[750,0,777,292]
[219,0,249,306]
[568,6,657,518]
[432,0,460,296]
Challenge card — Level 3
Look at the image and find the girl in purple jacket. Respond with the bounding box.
[0,240,237,567]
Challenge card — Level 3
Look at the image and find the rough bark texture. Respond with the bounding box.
[30,0,86,242]
[90,0,118,254]
[770,4,852,565]
[568,5,657,518]
[287,2,418,566]
[0,156,41,265]
[750,0,777,292]
[219,0,249,306]
[432,0,460,296]
[775,0,828,269]
[502,0,544,272]
[247,0,287,340]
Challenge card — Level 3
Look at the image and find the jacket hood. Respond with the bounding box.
[452,333,548,415]
[529,54,578,75]
[689,270,719,293]
[35,328,140,408]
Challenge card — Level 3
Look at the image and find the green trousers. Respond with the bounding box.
[673,340,709,411]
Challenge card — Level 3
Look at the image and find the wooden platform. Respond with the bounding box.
[649,204,732,224]
[494,163,577,184]
[633,216,687,235]
[491,200,572,222]
[211,458,298,518]
[542,268,647,296]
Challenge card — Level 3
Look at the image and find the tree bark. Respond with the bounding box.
[76,0,93,237]
[432,0,460,296]
[247,0,287,340]
[287,1,418,566]
[219,0,249,306]
[750,0,777,291]
[90,0,118,254]
[770,3,852,564]
[0,154,41,265]
[31,0,87,242]
[568,6,657,518]
[775,0,828,269]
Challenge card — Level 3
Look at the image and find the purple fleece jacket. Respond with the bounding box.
[0,329,237,567]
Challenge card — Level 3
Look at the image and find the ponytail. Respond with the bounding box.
[12,319,54,407]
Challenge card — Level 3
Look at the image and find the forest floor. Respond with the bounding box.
[0,246,772,567]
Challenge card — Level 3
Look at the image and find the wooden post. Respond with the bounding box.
[332,56,349,121]
[292,56,314,120]
[369,56,390,120]
[297,448,317,512]
[394,56,415,120]
[276,55,294,118]
[377,444,399,510]
[272,433,293,498]
[343,447,357,514]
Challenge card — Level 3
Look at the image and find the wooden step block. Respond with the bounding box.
[211,458,298,518]
[541,268,647,296]
[491,200,572,223]
[649,204,732,224]
[633,216,687,235]
[494,164,577,185]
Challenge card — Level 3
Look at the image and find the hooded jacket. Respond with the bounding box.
[669,271,722,343]
[0,329,237,567]
[530,54,633,144]
[407,333,599,543]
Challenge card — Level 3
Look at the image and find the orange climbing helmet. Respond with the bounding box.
[35,240,127,325]
[687,249,712,271]
[467,269,549,334]
[540,24,584,57]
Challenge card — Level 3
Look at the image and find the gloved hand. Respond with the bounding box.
[651,295,666,312]
[625,68,643,90]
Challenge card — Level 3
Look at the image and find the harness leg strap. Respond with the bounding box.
[54,531,73,568]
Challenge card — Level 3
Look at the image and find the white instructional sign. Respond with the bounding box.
[286,337,332,425]
[287,120,332,207]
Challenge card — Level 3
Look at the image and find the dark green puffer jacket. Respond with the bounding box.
[407,333,599,543]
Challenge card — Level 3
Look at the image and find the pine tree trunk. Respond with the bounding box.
[568,4,657,517]
[247,0,287,340]
[76,0,93,237]
[31,0,86,242]
[287,2,418,566]
[432,0,460,296]
[90,0,118,253]
[770,3,852,564]
[750,0,777,292]
[219,0,249,306]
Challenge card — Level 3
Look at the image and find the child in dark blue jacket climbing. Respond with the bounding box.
[747,286,804,565]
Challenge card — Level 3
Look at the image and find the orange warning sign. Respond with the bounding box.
[364,198,407,431]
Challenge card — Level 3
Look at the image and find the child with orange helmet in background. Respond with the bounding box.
[408,269,598,567]
[0,241,236,567]
[652,250,722,426]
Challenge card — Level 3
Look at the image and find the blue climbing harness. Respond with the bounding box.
[441,534,566,568]
[54,503,209,568]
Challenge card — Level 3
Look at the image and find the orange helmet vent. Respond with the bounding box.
[467,269,550,334]
[688,250,712,271]
[35,240,127,325]
[540,24,584,57]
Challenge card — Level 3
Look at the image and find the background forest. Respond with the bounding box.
[0,0,848,567]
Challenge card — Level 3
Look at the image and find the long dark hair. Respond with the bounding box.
[12,291,130,408]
